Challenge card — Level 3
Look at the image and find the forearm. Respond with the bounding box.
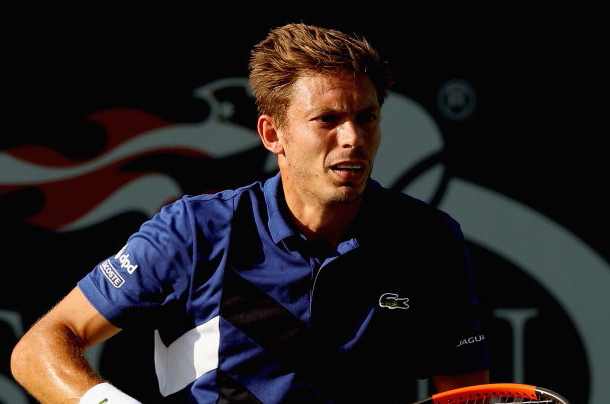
[11,320,104,404]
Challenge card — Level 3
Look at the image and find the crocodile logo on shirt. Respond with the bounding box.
[379,292,410,310]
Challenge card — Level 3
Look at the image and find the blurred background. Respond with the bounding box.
[2,7,607,404]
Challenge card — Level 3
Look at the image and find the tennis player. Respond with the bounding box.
[11,23,490,403]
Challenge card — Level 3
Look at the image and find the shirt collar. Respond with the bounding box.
[264,172,298,244]
[263,172,383,247]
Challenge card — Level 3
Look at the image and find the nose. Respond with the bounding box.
[338,121,364,148]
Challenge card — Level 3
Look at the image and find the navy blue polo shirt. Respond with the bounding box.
[78,172,489,404]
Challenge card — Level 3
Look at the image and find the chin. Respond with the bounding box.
[328,186,364,205]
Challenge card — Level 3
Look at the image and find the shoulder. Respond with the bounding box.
[183,180,265,206]
[364,180,460,231]
[162,180,266,217]
[137,180,266,241]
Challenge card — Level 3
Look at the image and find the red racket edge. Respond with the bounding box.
[412,383,570,404]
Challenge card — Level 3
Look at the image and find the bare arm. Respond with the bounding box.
[11,286,121,404]
[432,368,490,393]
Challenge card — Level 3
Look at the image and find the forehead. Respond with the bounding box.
[289,72,379,111]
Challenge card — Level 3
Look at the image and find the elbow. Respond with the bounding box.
[10,323,52,388]
[10,336,31,386]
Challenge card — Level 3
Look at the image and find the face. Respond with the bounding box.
[269,72,381,208]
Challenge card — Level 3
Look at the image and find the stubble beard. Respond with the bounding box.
[303,170,368,207]
[283,152,370,207]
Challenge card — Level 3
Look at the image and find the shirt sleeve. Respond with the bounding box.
[419,212,490,376]
[77,198,195,330]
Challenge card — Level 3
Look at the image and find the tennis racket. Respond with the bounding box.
[411,383,570,403]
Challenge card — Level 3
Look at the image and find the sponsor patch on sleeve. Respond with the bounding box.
[98,259,125,288]
[115,243,139,274]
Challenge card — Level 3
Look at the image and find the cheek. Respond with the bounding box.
[290,134,328,157]
[369,130,381,153]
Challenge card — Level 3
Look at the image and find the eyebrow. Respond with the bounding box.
[309,102,380,115]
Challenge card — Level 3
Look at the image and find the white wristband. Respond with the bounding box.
[79,382,141,404]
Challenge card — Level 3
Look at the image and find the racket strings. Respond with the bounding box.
[427,384,567,404]
[433,395,556,403]
[433,400,554,403]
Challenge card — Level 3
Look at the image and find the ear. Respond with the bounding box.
[257,114,283,154]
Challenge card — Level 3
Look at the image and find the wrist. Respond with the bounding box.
[79,382,141,404]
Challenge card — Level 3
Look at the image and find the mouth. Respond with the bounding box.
[330,163,365,173]
[328,161,369,184]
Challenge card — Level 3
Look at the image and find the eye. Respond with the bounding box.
[317,114,339,124]
[357,111,378,123]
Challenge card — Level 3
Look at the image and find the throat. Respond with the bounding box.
[295,214,354,256]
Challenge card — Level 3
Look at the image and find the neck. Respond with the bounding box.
[287,197,361,253]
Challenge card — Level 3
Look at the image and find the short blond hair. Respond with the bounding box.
[248,23,393,128]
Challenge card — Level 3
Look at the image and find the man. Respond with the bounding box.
[11,23,490,403]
